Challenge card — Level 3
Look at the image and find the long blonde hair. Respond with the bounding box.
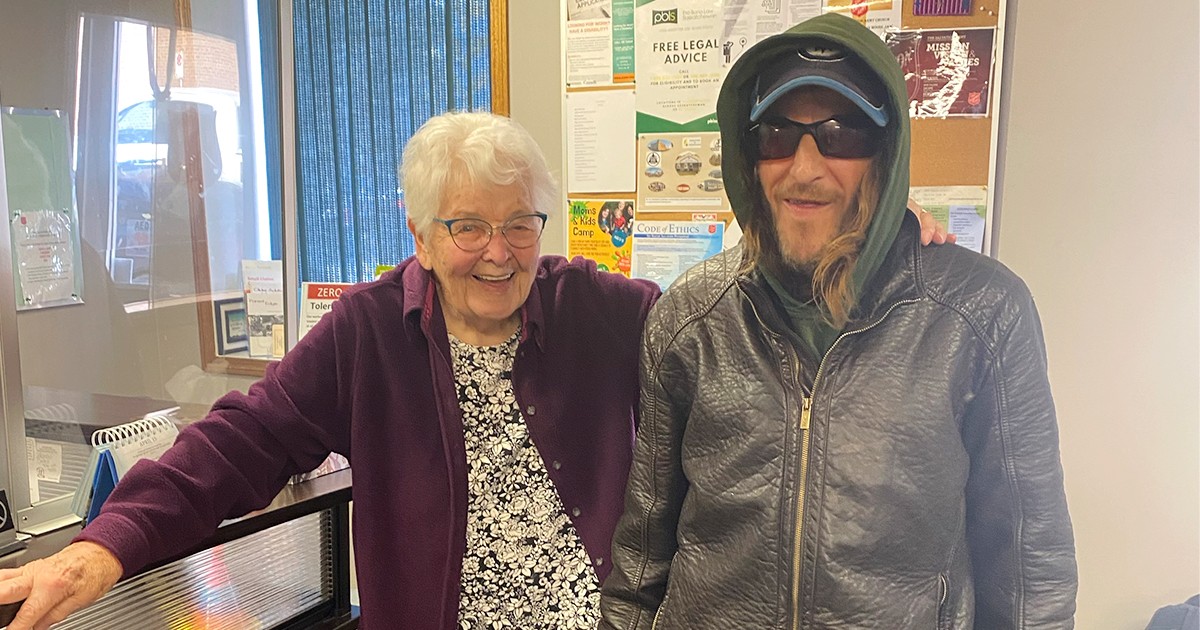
[739,154,887,328]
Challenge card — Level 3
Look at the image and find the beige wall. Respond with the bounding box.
[997,1,1200,627]
[512,0,1200,626]
[508,0,568,257]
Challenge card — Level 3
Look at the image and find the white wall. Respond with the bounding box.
[508,1,568,257]
[996,1,1200,627]
[511,0,1200,626]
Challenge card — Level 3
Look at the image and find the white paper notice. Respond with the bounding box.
[823,0,901,39]
[567,18,614,86]
[11,210,76,307]
[242,260,285,358]
[300,282,352,341]
[567,90,637,193]
[26,437,65,503]
[631,220,724,289]
[719,0,822,68]
[948,205,987,253]
[723,217,743,250]
[910,186,989,254]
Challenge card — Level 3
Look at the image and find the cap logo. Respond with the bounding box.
[798,44,846,62]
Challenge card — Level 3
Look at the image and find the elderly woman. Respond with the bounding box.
[0,112,951,629]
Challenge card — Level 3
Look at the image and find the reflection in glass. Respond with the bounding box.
[0,1,282,522]
[107,19,269,296]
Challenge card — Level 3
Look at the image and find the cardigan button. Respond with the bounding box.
[594,557,605,566]
[571,507,581,517]
[552,460,562,470]
[526,405,536,416]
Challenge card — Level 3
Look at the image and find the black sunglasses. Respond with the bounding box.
[750,116,883,161]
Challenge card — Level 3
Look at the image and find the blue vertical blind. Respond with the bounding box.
[293,0,493,283]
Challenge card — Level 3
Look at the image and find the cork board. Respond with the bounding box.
[560,0,1007,243]
[902,0,1003,187]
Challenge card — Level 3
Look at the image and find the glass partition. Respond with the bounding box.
[0,0,282,532]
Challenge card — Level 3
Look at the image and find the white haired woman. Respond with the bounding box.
[0,111,952,629]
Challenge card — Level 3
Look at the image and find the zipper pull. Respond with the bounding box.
[801,396,812,430]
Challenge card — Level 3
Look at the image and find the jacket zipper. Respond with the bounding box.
[651,592,670,630]
[789,297,919,630]
[743,292,815,630]
[937,573,949,629]
[791,388,811,630]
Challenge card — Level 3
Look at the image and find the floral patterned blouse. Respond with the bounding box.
[449,332,601,629]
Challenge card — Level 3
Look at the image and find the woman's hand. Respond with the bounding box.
[908,198,957,246]
[0,542,123,630]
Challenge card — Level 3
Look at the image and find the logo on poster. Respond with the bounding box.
[652,9,678,25]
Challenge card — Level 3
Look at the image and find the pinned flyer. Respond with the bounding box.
[567,199,635,277]
[631,220,724,289]
[300,282,353,341]
[241,260,284,358]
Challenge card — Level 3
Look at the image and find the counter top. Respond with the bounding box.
[1,468,352,570]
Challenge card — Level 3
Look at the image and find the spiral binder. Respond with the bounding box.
[70,409,181,523]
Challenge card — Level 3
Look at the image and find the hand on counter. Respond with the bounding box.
[0,541,123,629]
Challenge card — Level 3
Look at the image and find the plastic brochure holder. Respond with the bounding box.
[71,410,181,523]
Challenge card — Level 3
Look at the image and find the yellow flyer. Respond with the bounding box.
[567,199,635,277]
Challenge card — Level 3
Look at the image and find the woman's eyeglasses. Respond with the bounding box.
[433,212,548,252]
[750,116,883,161]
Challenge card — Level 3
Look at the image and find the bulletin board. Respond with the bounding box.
[561,0,1007,287]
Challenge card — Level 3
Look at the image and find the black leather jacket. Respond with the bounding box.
[600,216,1077,629]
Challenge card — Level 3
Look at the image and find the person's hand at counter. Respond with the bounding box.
[0,541,123,629]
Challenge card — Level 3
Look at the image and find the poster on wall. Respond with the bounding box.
[568,0,613,21]
[636,132,729,211]
[822,0,900,38]
[631,220,724,289]
[566,0,635,85]
[567,199,636,276]
[633,0,834,133]
[567,17,616,86]
[886,28,996,118]
[634,0,725,133]
[913,0,973,16]
[910,185,988,253]
[716,0,824,71]
[567,90,637,192]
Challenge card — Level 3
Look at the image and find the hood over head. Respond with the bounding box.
[717,12,911,305]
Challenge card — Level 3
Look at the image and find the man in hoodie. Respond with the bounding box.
[600,13,1077,630]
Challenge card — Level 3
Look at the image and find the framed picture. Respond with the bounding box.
[213,297,249,355]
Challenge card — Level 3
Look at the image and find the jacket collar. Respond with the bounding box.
[398,255,547,351]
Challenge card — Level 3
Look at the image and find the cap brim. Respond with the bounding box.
[749,76,889,127]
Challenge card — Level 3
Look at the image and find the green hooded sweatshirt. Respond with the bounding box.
[715,13,911,362]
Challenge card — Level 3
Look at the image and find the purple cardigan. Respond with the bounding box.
[76,255,660,629]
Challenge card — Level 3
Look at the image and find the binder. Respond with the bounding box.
[71,410,181,523]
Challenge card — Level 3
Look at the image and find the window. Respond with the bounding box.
[291,0,505,283]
